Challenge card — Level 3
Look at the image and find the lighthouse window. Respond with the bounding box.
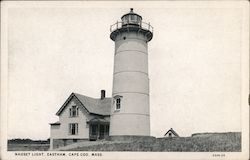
[130,15,136,21]
[116,98,121,110]
[122,16,129,25]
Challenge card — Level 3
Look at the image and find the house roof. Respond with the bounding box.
[164,128,179,137]
[56,92,112,116]
[87,117,110,124]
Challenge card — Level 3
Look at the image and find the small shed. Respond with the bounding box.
[164,128,179,137]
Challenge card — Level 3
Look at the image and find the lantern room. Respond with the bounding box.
[110,8,153,42]
[121,8,142,26]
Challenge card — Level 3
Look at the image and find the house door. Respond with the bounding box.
[90,124,98,140]
[99,125,105,139]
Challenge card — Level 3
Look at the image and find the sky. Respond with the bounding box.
[5,1,244,140]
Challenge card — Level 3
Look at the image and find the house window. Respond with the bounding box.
[116,98,121,110]
[69,123,78,135]
[69,106,79,117]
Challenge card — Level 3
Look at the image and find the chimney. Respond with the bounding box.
[101,90,105,100]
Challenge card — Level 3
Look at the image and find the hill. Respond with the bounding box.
[58,132,241,152]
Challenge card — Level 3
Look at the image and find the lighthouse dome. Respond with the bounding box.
[121,8,142,26]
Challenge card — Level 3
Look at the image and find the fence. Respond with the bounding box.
[110,21,153,33]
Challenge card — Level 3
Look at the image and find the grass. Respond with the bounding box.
[8,143,49,151]
[67,132,241,152]
[7,132,241,152]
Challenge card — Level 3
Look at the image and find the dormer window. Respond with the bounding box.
[69,105,79,117]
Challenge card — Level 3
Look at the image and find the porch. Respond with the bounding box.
[87,118,109,141]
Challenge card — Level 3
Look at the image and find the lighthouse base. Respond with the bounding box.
[106,135,156,142]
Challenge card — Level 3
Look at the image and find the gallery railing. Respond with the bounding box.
[110,21,153,33]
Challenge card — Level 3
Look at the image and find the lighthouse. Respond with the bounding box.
[109,8,153,136]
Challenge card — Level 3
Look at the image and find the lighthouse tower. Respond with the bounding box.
[109,8,153,136]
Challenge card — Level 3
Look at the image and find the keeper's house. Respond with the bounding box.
[50,90,111,149]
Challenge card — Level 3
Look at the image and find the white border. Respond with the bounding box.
[1,1,249,160]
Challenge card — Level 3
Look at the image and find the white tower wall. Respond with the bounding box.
[110,31,150,136]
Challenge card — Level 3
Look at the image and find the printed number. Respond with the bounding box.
[212,154,225,157]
